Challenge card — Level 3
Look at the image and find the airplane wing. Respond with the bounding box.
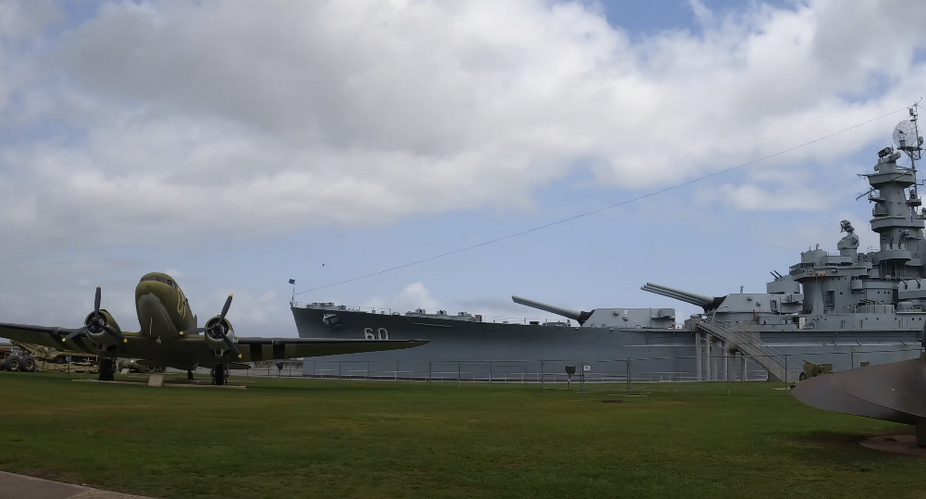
[0,324,91,351]
[0,322,427,369]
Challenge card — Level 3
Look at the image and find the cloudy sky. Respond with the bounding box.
[1,0,925,337]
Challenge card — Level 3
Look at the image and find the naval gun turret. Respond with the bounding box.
[511,296,592,325]
[640,283,727,312]
[511,296,676,329]
[642,281,803,323]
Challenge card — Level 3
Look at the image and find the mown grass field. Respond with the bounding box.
[0,372,922,499]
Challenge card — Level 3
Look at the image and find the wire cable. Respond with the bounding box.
[296,105,909,295]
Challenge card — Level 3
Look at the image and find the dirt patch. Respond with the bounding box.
[99,428,139,437]
[791,429,921,454]
[791,430,877,450]
[860,435,926,456]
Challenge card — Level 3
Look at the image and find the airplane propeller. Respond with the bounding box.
[64,286,127,344]
[792,353,926,446]
[186,294,241,359]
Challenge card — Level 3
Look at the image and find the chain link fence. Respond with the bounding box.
[301,346,923,384]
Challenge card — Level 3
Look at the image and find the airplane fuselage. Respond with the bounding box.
[135,272,196,342]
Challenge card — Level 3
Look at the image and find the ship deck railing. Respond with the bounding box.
[293,302,573,326]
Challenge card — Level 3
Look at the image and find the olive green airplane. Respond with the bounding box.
[0,272,427,385]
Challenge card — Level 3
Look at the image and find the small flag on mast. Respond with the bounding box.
[288,279,295,285]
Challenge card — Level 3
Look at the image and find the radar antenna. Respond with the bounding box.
[893,109,923,160]
[893,102,924,212]
[839,219,855,235]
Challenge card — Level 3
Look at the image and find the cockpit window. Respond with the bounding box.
[140,275,174,287]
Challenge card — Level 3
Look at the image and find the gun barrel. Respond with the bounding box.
[641,283,724,311]
[641,283,710,307]
[511,296,590,324]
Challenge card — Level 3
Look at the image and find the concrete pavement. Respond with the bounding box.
[0,471,158,499]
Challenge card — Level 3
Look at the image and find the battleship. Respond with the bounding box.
[293,107,926,382]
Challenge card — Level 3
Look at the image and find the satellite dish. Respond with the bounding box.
[893,120,923,160]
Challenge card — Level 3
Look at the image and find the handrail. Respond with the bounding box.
[693,318,801,382]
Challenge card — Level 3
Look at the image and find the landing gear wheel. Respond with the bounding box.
[4,356,21,372]
[798,372,807,382]
[21,357,36,373]
[187,370,194,380]
[212,363,227,386]
[98,358,115,381]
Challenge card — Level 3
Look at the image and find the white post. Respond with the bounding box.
[695,332,702,382]
[723,341,729,381]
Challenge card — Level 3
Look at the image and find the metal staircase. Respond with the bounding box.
[692,318,802,382]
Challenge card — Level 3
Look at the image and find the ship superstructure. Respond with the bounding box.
[293,108,926,381]
[643,106,926,333]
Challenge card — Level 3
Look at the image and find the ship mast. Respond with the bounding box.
[897,103,924,214]
[858,104,926,281]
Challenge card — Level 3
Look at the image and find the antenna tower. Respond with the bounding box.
[893,102,925,212]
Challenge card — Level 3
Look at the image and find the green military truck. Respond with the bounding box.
[798,360,833,381]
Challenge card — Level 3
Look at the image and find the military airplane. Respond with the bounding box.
[0,272,426,385]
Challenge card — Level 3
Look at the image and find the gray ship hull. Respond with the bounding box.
[292,305,922,381]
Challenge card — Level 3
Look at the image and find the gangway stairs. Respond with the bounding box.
[692,318,802,382]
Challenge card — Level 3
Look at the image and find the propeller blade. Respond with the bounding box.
[183,327,206,336]
[93,285,102,315]
[222,333,242,359]
[220,294,233,320]
[104,325,128,344]
[64,326,88,342]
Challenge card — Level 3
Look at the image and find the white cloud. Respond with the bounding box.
[457,296,556,323]
[192,288,292,338]
[364,282,443,313]
[693,182,835,211]
[164,268,184,278]
[2,0,926,337]
[0,0,924,256]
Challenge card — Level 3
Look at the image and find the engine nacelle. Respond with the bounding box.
[84,309,123,347]
[204,315,236,357]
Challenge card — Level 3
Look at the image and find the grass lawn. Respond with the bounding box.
[0,372,921,499]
